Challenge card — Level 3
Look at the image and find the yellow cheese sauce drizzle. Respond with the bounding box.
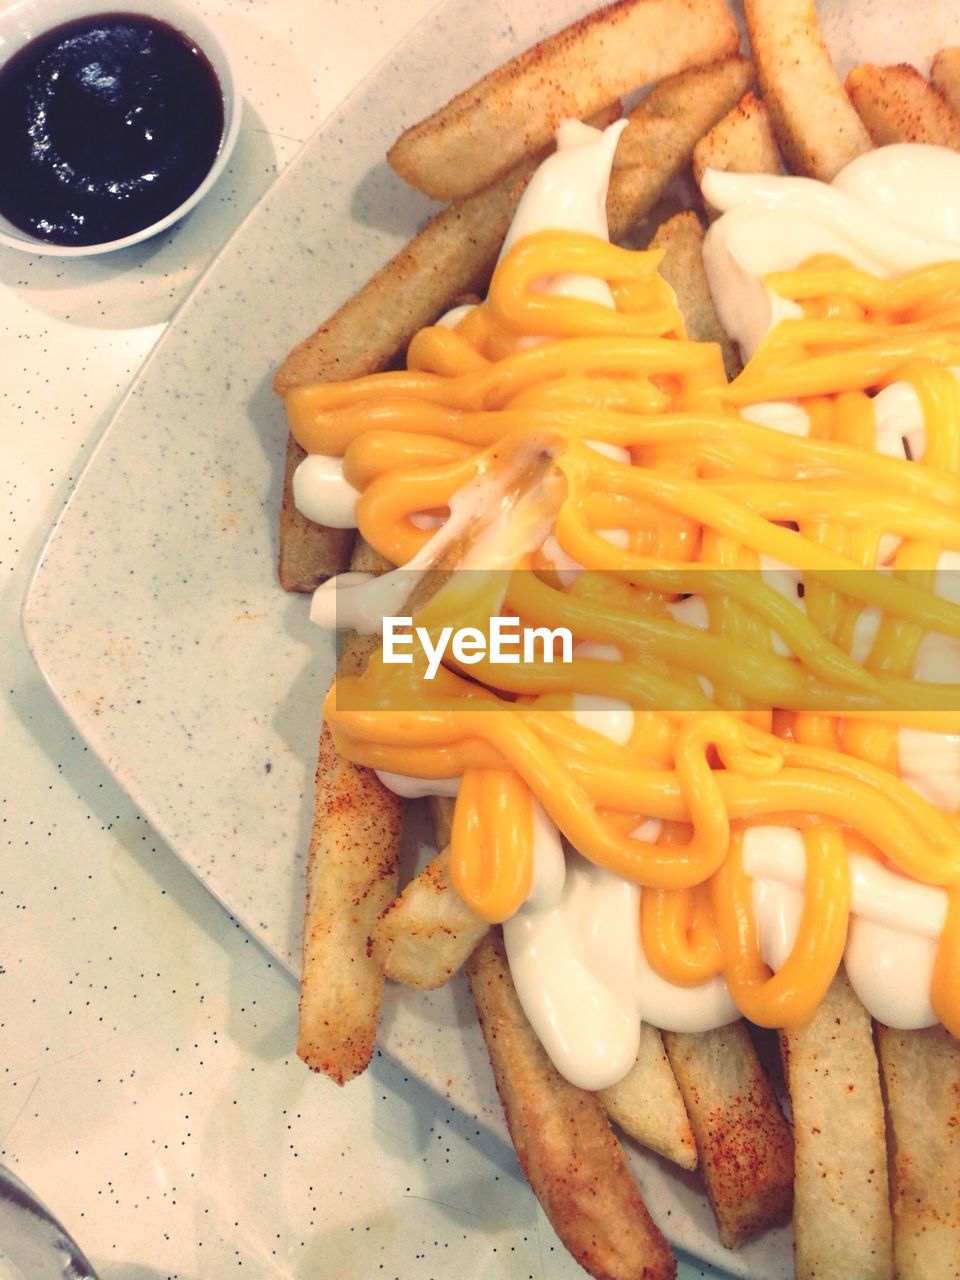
[285,230,960,1034]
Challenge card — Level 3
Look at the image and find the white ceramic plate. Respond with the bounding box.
[23,1,960,1276]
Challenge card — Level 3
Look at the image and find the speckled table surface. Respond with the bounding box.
[0,2,724,1277]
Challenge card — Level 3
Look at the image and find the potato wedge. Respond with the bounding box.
[744,0,872,180]
[649,210,740,379]
[468,931,676,1280]
[779,971,894,1280]
[932,47,960,120]
[371,845,488,988]
[388,0,738,202]
[692,90,781,218]
[664,1023,793,1249]
[599,1024,697,1171]
[846,63,960,149]
[297,540,401,1083]
[607,56,756,242]
[876,1024,960,1280]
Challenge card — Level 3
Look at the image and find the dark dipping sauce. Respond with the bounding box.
[0,13,225,246]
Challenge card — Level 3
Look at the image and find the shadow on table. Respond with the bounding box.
[99,1267,200,1280]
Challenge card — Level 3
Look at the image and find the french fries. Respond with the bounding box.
[649,211,740,378]
[387,0,739,202]
[663,1024,794,1249]
[281,5,960,1276]
[370,845,489,988]
[692,90,781,218]
[298,712,401,1084]
[744,0,872,181]
[599,1025,697,1171]
[779,971,894,1280]
[297,541,401,1083]
[607,56,755,242]
[468,931,676,1280]
[876,1024,960,1280]
[846,63,960,149]
[932,47,960,120]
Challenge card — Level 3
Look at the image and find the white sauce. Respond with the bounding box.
[744,825,944,1029]
[702,144,960,360]
[740,400,810,437]
[375,771,459,800]
[498,117,626,314]
[292,453,362,529]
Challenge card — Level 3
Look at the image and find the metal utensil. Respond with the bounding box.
[0,1163,99,1280]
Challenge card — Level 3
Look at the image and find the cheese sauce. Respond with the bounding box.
[300,132,960,1091]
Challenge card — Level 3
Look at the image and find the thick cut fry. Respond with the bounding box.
[876,1024,960,1280]
[649,211,740,379]
[663,1023,793,1249]
[744,0,872,180]
[779,971,894,1280]
[599,1024,697,1171]
[692,90,781,217]
[607,56,756,242]
[371,845,488,988]
[468,931,676,1280]
[275,170,533,398]
[276,100,620,398]
[388,0,738,202]
[846,63,960,149]
[298,541,401,1083]
[279,436,355,592]
[932,47,960,120]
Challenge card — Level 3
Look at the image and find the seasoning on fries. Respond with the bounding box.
[274,1,960,1275]
[692,90,781,219]
[387,0,739,201]
[744,0,872,180]
[845,62,960,149]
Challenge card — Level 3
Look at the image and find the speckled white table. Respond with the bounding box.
[0,2,721,1276]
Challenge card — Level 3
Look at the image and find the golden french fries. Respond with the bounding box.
[468,931,677,1280]
[371,846,489,988]
[846,63,960,149]
[664,1024,794,1248]
[599,1024,697,1171]
[932,47,960,120]
[649,210,741,378]
[298,716,401,1084]
[692,90,781,217]
[280,4,960,1274]
[298,539,401,1083]
[744,0,872,180]
[607,56,755,242]
[876,1024,960,1280]
[779,971,894,1280]
[387,0,739,202]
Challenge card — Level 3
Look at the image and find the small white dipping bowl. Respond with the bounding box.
[0,0,241,256]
